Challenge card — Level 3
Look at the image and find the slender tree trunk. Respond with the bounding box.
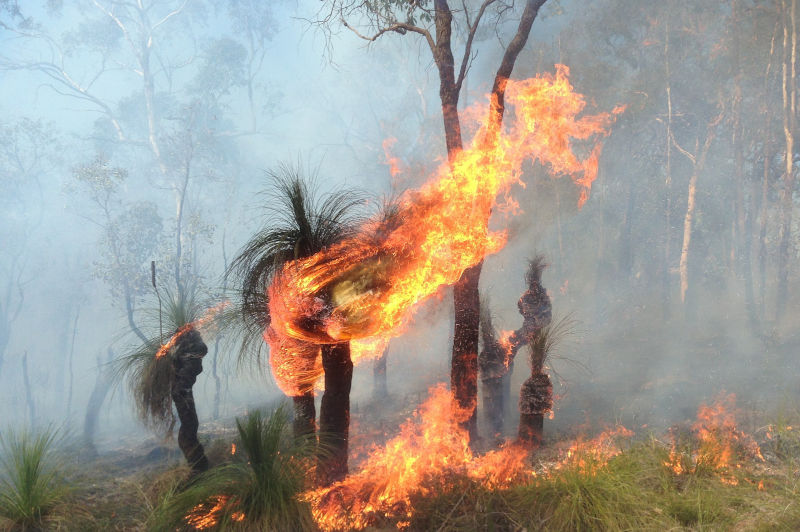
[777,0,797,321]
[663,18,674,319]
[318,342,352,485]
[83,348,114,457]
[22,352,35,426]
[678,113,721,312]
[679,158,698,308]
[67,306,80,419]
[373,350,388,399]
[443,0,544,444]
[760,23,780,317]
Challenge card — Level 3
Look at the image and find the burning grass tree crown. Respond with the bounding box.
[226,163,366,359]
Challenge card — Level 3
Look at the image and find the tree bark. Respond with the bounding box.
[518,373,551,449]
[318,342,353,485]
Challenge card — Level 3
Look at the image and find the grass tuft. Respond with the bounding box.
[149,404,316,531]
[0,427,69,530]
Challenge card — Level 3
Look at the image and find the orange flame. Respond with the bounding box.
[185,494,245,530]
[664,393,763,479]
[303,384,530,531]
[382,137,402,179]
[155,301,229,359]
[267,65,623,396]
[556,425,634,475]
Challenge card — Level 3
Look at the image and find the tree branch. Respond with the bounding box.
[455,0,496,95]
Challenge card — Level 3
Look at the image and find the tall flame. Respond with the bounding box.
[268,65,623,396]
[303,384,530,531]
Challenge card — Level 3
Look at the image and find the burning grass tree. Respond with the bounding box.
[515,257,553,448]
[228,165,363,484]
[479,256,552,444]
[115,288,211,475]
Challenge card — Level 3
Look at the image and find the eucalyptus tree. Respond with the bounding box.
[314,0,549,441]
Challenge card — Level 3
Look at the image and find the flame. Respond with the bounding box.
[267,65,623,396]
[185,494,245,530]
[155,301,229,359]
[664,393,763,479]
[231,443,236,455]
[382,137,402,179]
[556,425,634,475]
[303,384,530,531]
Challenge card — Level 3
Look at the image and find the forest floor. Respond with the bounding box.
[7,307,800,530]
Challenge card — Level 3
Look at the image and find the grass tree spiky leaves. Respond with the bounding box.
[150,404,317,531]
[0,427,70,530]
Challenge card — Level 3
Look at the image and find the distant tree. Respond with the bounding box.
[0,118,60,378]
[69,156,163,342]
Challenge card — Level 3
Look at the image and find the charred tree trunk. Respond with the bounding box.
[292,393,316,439]
[518,373,552,448]
[318,342,353,485]
[479,307,509,443]
[83,348,114,457]
[171,328,209,475]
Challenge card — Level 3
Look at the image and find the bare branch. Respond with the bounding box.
[151,0,187,31]
[455,0,496,95]
[341,17,436,53]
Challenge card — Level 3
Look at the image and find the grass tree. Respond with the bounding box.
[0,427,69,530]
[114,287,211,475]
[228,164,363,484]
[150,405,316,531]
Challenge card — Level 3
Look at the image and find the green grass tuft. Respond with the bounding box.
[0,427,70,530]
[149,404,316,531]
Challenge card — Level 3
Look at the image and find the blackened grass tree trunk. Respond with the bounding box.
[319,343,353,484]
[171,327,210,475]
[515,258,552,449]
[113,287,212,476]
[320,0,547,443]
[228,165,363,483]
[478,304,515,444]
[479,257,553,448]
